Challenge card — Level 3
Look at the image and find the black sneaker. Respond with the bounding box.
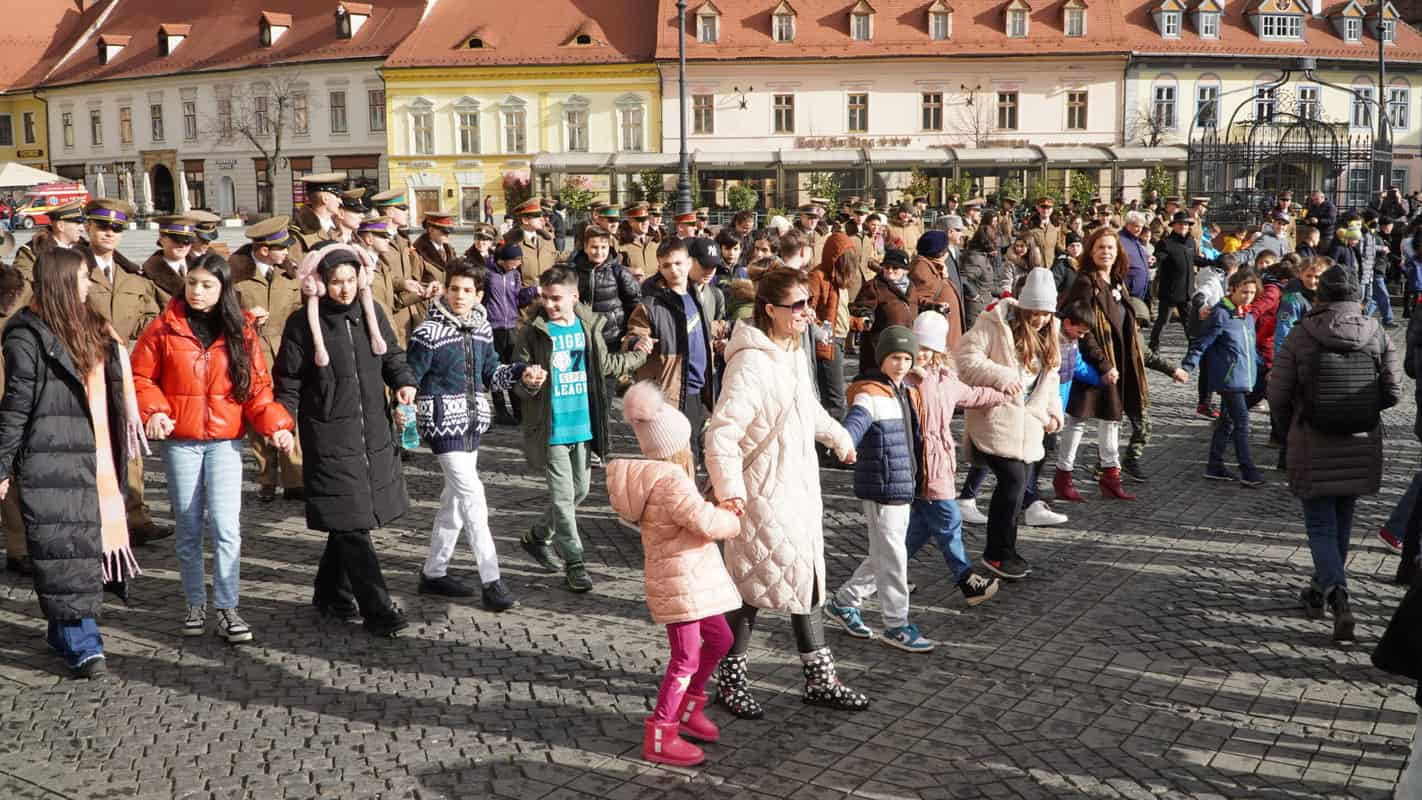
[1121,458,1149,483]
[1299,585,1325,620]
[957,572,1000,606]
[481,579,518,612]
[980,555,1031,580]
[418,573,475,597]
[365,610,410,638]
[1328,587,1356,643]
[1203,465,1237,481]
[565,562,594,593]
[314,601,362,622]
[520,529,561,573]
[1239,470,1266,488]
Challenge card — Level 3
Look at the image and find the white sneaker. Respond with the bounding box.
[958,498,988,525]
[1024,500,1068,527]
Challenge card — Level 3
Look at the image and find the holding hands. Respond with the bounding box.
[270,429,295,453]
[145,413,176,441]
[521,365,548,389]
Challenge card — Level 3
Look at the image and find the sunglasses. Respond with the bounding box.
[770,298,811,312]
[390,204,409,211]
[91,222,125,233]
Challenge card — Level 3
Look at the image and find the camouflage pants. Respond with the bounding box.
[1125,412,1151,463]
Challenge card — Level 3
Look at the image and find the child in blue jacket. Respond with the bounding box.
[1181,269,1264,487]
[824,326,931,653]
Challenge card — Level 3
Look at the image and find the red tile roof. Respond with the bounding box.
[0,0,101,92]
[383,0,655,68]
[42,0,427,89]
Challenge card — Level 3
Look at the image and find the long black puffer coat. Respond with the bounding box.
[570,250,641,349]
[274,296,417,532]
[0,310,128,621]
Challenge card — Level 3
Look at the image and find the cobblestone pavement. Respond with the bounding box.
[0,229,1418,799]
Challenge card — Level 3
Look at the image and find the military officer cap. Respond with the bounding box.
[48,200,85,224]
[673,211,698,225]
[302,172,348,198]
[1163,196,1182,205]
[513,199,542,217]
[340,187,367,212]
[964,197,985,208]
[808,196,830,209]
[798,203,823,216]
[472,222,499,241]
[1035,196,1055,208]
[1189,196,1210,207]
[357,216,396,237]
[246,216,293,249]
[152,214,199,241]
[370,188,408,209]
[853,203,872,214]
[623,204,649,219]
[189,209,222,242]
[84,198,135,227]
[598,206,621,220]
[423,211,455,230]
[540,197,555,210]
[695,207,710,219]
[648,204,664,216]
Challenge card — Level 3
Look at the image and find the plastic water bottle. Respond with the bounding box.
[399,403,420,450]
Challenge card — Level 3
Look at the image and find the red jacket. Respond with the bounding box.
[1253,279,1284,369]
[132,298,294,441]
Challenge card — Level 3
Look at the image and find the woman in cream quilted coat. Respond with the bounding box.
[704,267,870,720]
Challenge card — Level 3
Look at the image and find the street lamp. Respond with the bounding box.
[1376,0,1393,197]
[675,0,693,216]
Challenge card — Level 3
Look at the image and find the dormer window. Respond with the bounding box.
[928,0,952,39]
[850,0,875,40]
[1345,17,1362,39]
[336,2,371,39]
[773,1,797,41]
[562,21,607,47]
[468,37,484,48]
[1006,0,1031,37]
[260,12,291,47]
[96,34,129,65]
[1064,0,1086,36]
[1193,0,1221,36]
[1155,0,1187,36]
[696,2,720,43]
[1252,0,1306,40]
[157,24,188,56]
[462,25,494,49]
[1368,4,1400,43]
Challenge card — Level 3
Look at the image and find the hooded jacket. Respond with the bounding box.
[1181,298,1257,394]
[1268,300,1401,498]
[954,299,1063,463]
[842,370,924,505]
[1273,278,1315,356]
[704,323,852,614]
[606,458,742,625]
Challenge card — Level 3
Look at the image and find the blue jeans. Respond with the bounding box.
[906,498,974,584]
[163,439,245,609]
[1387,471,1422,535]
[46,618,103,669]
[1208,391,1256,475]
[1301,495,1358,591]
[1367,274,1395,324]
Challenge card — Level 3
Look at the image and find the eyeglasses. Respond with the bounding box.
[91,222,125,234]
[769,298,810,312]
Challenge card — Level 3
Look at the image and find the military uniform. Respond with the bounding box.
[287,173,347,260]
[0,231,23,567]
[141,215,201,304]
[186,209,230,263]
[371,189,427,337]
[617,205,659,281]
[231,217,305,496]
[504,198,559,286]
[886,215,922,254]
[413,211,458,289]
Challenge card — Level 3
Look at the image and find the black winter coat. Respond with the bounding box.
[274,297,418,532]
[1406,310,1422,441]
[0,311,129,621]
[1154,233,1198,304]
[571,251,641,349]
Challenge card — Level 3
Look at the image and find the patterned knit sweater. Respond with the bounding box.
[407,299,523,454]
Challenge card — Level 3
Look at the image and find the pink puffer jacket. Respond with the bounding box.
[606,458,742,625]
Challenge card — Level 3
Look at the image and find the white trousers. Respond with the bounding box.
[1399,714,1422,799]
[835,501,912,630]
[1057,416,1121,471]
[425,450,500,584]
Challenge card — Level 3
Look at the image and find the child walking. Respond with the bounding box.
[1181,268,1265,487]
[406,261,546,610]
[824,325,934,652]
[607,381,741,767]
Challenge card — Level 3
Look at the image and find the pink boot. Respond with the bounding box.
[642,718,705,766]
[677,691,719,743]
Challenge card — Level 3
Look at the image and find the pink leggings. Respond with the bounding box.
[652,614,734,723]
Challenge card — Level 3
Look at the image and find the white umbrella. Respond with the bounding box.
[128,170,141,211]
[0,161,63,188]
[93,170,108,198]
[406,176,419,221]
[177,170,191,213]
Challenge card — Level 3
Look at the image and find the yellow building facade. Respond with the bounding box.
[0,92,52,171]
[382,64,661,223]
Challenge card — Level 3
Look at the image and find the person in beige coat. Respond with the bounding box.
[704,267,868,721]
[607,381,740,767]
[955,271,1063,583]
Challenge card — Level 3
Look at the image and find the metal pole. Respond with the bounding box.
[676,0,693,216]
[1378,3,1389,194]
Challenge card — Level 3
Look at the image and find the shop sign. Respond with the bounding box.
[795,136,912,149]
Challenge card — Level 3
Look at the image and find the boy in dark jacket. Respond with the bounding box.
[407,263,543,610]
[485,243,537,425]
[1181,269,1264,487]
[570,228,641,351]
[825,326,932,653]
[514,267,648,593]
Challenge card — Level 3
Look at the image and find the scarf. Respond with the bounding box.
[889,274,911,295]
[430,296,487,331]
[104,339,147,584]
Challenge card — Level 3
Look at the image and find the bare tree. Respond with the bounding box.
[1125,102,1173,147]
[947,87,995,147]
[206,73,311,213]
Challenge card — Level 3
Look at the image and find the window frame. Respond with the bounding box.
[62,111,74,148]
[1161,10,1181,37]
[773,12,796,41]
[292,92,309,135]
[1152,83,1177,130]
[118,106,133,145]
[0,115,12,148]
[148,103,163,141]
[1254,85,1277,122]
[1195,82,1220,128]
[1065,7,1085,37]
[1297,84,1320,120]
[182,100,197,140]
[563,98,590,153]
[1007,8,1028,37]
[1199,10,1219,37]
[455,100,480,154]
[692,93,715,134]
[922,91,944,131]
[930,10,951,39]
[996,91,1019,130]
[502,100,527,153]
[774,93,796,134]
[1344,17,1362,42]
[1260,13,1302,40]
[22,111,36,145]
[329,90,348,134]
[619,103,645,152]
[1066,90,1088,131]
[851,12,872,40]
[847,92,869,133]
[1389,85,1409,130]
[368,89,386,132]
[697,12,719,43]
[1352,85,1375,128]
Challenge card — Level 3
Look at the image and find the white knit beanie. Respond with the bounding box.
[1017,268,1058,313]
[912,310,950,354]
[622,381,692,460]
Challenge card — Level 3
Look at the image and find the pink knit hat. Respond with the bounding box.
[622,381,692,460]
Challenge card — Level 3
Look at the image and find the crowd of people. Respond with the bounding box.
[0,175,1417,777]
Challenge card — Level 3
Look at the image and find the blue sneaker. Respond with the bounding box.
[824,601,873,639]
[880,624,935,653]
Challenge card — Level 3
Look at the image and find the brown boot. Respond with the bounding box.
[1053,469,1085,503]
[1098,467,1137,501]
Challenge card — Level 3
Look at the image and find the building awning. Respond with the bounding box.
[611,153,681,170]
[1040,146,1113,164]
[952,147,1043,165]
[780,149,863,169]
[531,153,612,171]
[693,150,778,168]
[865,149,953,169]
[1107,145,1189,165]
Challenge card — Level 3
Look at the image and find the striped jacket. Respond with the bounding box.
[407,299,522,454]
[843,371,924,505]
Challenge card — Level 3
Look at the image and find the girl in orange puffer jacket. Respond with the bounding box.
[606,381,740,769]
[131,253,295,644]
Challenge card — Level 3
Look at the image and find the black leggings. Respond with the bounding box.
[1150,300,1190,350]
[981,452,1028,562]
[726,602,826,656]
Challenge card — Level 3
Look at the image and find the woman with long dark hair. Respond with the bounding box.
[961,218,1004,328]
[0,248,144,677]
[131,253,295,643]
[806,232,860,420]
